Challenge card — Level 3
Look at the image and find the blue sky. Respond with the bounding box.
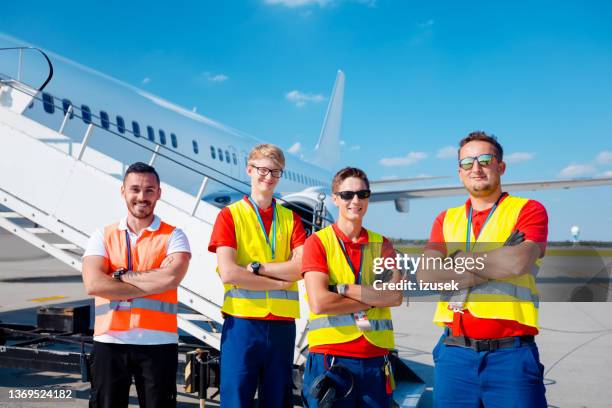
[4,0,612,240]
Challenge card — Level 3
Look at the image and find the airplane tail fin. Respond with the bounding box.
[313,70,344,170]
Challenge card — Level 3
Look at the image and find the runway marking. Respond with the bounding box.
[28,295,67,302]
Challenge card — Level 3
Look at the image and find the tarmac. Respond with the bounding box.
[1,229,611,407]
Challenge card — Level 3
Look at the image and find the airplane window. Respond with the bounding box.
[232,153,237,165]
[62,99,74,118]
[81,105,92,124]
[225,150,230,164]
[171,133,178,148]
[100,111,110,129]
[210,146,216,159]
[217,148,223,162]
[42,93,54,114]
[116,116,125,133]
[159,130,167,145]
[147,126,155,142]
[132,121,141,138]
[193,140,199,154]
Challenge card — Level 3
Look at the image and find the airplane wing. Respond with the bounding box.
[370,177,612,211]
[369,175,448,187]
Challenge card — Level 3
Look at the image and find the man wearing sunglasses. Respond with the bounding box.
[301,167,404,407]
[421,131,548,407]
[208,144,307,407]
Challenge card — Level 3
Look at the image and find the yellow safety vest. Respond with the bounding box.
[220,199,299,318]
[433,195,541,329]
[307,226,395,350]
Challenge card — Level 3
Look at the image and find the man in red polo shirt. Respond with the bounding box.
[208,144,307,407]
[301,167,403,407]
[422,131,548,407]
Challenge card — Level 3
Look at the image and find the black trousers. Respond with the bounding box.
[89,341,178,408]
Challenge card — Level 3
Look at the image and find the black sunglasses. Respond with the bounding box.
[249,164,283,178]
[458,154,498,170]
[335,189,371,200]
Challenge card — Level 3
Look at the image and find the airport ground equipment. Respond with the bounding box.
[0,47,425,406]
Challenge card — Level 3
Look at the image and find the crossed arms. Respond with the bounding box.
[216,245,303,291]
[82,252,191,300]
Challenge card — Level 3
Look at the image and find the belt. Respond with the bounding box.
[443,335,534,352]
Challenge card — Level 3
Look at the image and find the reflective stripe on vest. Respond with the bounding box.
[93,220,179,336]
[220,199,300,318]
[223,288,299,301]
[433,195,541,329]
[308,314,394,331]
[95,298,179,316]
[306,226,395,350]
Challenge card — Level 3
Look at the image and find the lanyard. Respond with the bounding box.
[465,193,504,252]
[337,238,364,284]
[125,230,133,271]
[248,197,276,260]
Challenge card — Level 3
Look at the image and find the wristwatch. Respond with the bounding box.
[113,268,127,281]
[250,262,261,275]
[337,284,349,296]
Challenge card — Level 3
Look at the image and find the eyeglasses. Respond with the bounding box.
[458,154,498,170]
[334,189,371,200]
[249,165,283,178]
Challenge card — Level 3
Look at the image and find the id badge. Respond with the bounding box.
[354,311,372,331]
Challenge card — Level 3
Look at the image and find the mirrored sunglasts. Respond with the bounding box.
[459,154,497,170]
[250,165,283,178]
[335,189,372,200]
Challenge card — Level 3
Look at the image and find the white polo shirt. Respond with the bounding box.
[83,215,191,345]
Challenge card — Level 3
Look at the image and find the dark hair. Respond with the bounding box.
[458,131,504,161]
[124,162,160,185]
[331,167,370,193]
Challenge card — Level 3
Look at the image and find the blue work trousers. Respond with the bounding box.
[433,333,547,408]
[302,352,392,408]
[220,315,296,408]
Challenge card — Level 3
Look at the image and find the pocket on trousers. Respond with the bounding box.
[522,344,545,378]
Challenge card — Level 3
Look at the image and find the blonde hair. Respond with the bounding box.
[248,143,286,168]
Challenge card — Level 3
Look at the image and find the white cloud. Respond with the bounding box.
[285,90,326,107]
[349,145,361,151]
[288,142,302,154]
[264,0,331,7]
[436,145,456,159]
[599,170,612,177]
[141,77,151,85]
[339,140,346,146]
[595,150,612,165]
[505,152,535,164]
[379,152,427,167]
[559,164,596,178]
[418,19,434,28]
[201,72,229,82]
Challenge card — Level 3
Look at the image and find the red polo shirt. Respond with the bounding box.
[302,224,396,358]
[426,193,548,339]
[208,196,307,320]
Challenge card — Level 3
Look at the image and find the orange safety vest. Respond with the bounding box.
[93,221,178,336]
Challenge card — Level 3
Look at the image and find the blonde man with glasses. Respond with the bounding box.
[208,143,307,407]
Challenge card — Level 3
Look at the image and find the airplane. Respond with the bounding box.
[2,33,612,232]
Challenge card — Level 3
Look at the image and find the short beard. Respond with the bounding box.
[129,203,153,219]
[468,180,499,196]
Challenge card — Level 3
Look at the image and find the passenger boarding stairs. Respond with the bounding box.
[0,72,312,361]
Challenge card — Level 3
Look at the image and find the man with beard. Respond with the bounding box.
[420,131,548,407]
[82,162,191,408]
